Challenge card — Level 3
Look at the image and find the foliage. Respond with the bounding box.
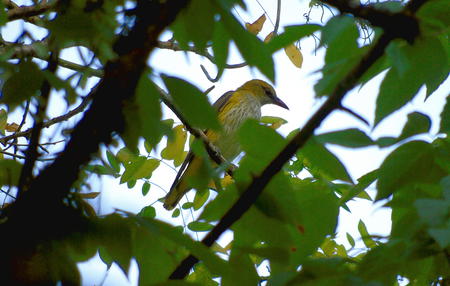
[0,0,449,285]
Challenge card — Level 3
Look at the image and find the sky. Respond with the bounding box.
[1,0,449,285]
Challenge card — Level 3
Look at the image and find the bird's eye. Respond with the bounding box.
[263,87,274,98]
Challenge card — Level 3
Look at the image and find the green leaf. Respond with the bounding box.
[0,109,7,135]
[0,0,7,26]
[222,249,259,286]
[171,0,216,51]
[220,11,274,81]
[138,206,156,218]
[358,219,377,248]
[193,189,210,210]
[172,208,181,218]
[346,232,355,248]
[290,179,340,263]
[376,37,448,125]
[97,214,133,276]
[133,216,231,278]
[340,169,378,203]
[398,112,431,141]
[266,24,321,52]
[1,61,44,110]
[188,263,219,286]
[163,76,220,130]
[161,125,188,167]
[136,76,165,147]
[376,141,447,200]
[212,20,230,72]
[106,150,120,173]
[0,159,22,186]
[417,0,450,33]
[315,16,362,96]
[316,128,374,148]
[142,182,151,196]
[188,221,214,232]
[120,157,160,184]
[440,95,450,134]
[299,138,352,183]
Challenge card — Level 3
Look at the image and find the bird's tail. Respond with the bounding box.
[163,178,188,210]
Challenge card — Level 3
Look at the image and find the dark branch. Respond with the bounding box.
[7,1,55,21]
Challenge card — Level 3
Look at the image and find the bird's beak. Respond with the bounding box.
[272,97,289,110]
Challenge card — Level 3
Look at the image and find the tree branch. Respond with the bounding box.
[6,1,55,21]
[321,0,420,43]
[156,85,235,175]
[169,0,427,279]
[0,93,93,145]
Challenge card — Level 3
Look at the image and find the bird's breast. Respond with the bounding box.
[216,94,261,160]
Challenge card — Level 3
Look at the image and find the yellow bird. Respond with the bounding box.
[163,79,288,210]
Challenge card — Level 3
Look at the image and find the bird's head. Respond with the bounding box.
[239,79,289,110]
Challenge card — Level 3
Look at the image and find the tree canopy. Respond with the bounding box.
[0,0,449,285]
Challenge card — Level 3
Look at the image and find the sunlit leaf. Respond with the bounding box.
[245,14,266,35]
[284,44,303,68]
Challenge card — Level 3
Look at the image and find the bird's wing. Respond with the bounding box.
[169,150,194,191]
[213,90,235,112]
[169,90,234,192]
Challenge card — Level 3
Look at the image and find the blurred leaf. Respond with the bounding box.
[316,128,374,148]
[193,188,210,210]
[398,112,431,141]
[97,214,133,276]
[106,150,120,173]
[284,44,303,68]
[163,76,220,130]
[245,14,266,35]
[0,1,6,26]
[1,61,44,110]
[261,116,288,130]
[0,159,22,186]
[120,157,160,184]
[171,0,216,51]
[300,138,352,182]
[138,206,156,218]
[266,24,321,52]
[172,208,181,218]
[315,16,362,96]
[161,125,188,167]
[376,37,448,125]
[212,20,230,72]
[340,169,377,203]
[142,182,151,196]
[78,192,100,199]
[346,232,355,248]
[116,147,137,164]
[222,249,259,286]
[220,11,274,81]
[376,141,447,200]
[0,109,7,135]
[188,221,214,232]
[440,95,450,134]
[188,263,218,286]
[358,220,377,248]
[290,179,340,263]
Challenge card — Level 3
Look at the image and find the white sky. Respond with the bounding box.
[1,0,449,285]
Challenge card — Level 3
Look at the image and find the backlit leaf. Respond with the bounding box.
[245,14,266,35]
[284,44,303,68]
[163,76,220,130]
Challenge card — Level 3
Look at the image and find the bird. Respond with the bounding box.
[163,79,288,210]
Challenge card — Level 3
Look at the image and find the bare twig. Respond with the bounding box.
[7,1,55,21]
[156,84,236,175]
[0,94,93,145]
[273,0,281,35]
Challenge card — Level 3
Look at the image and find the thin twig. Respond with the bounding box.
[17,50,59,196]
[0,93,93,145]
